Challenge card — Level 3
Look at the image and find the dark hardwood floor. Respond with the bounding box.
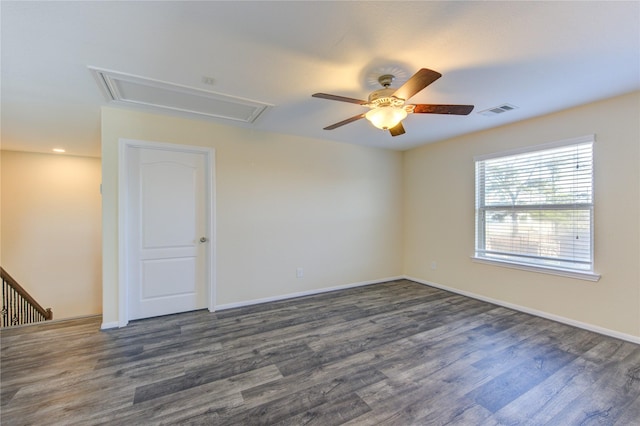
[2,280,640,425]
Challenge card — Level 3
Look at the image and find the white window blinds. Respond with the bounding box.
[475,136,594,272]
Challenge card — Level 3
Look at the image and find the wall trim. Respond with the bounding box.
[1,314,103,330]
[215,276,404,311]
[406,275,640,345]
[100,321,119,330]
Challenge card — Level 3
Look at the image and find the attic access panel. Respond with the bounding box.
[89,67,270,123]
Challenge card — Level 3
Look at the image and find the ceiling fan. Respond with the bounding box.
[312,68,474,137]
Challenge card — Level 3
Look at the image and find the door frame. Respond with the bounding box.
[118,138,216,327]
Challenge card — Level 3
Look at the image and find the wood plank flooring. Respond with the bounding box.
[2,279,640,425]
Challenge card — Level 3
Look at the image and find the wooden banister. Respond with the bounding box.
[1,267,52,327]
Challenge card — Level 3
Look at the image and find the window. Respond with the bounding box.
[474,135,597,279]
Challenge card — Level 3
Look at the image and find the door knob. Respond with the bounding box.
[199,237,208,243]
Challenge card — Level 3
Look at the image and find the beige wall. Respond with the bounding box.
[102,92,640,338]
[1,150,102,319]
[404,91,640,338]
[101,107,404,325]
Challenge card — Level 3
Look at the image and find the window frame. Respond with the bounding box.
[472,135,600,282]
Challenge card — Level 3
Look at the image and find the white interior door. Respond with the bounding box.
[125,143,212,321]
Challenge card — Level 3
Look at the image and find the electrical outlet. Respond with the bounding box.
[296,267,304,278]
[431,261,437,270]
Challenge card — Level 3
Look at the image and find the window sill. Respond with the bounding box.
[471,256,601,282]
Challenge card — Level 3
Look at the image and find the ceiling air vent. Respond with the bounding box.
[478,103,519,117]
[89,67,270,123]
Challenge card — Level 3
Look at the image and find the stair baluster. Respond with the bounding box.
[1,267,52,328]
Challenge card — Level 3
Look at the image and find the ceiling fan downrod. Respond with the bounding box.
[378,74,395,88]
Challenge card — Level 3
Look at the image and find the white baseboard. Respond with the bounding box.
[406,275,640,345]
[1,314,103,330]
[100,321,119,330]
[215,276,404,311]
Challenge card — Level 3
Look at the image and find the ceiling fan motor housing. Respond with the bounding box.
[368,88,404,107]
[367,88,414,114]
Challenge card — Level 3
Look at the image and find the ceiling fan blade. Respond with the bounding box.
[392,68,442,101]
[411,104,475,115]
[312,93,368,105]
[323,113,366,130]
[388,122,406,137]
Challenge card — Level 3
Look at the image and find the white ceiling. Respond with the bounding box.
[2,1,639,157]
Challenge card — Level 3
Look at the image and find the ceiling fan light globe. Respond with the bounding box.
[365,106,407,130]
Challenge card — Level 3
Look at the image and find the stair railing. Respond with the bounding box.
[1,267,52,327]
